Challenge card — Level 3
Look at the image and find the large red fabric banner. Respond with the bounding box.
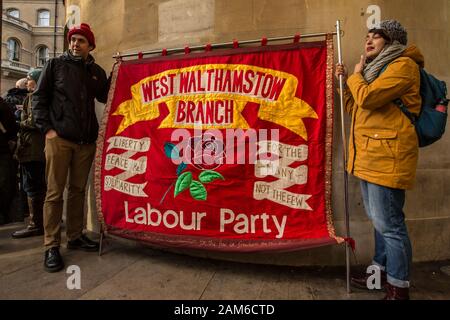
[95,37,343,252]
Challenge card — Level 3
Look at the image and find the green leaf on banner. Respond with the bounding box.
[176,162,187,176]
[164,143,180,159]
[174,171,192,197]
[190,180,207,200]
[199,170,225,184]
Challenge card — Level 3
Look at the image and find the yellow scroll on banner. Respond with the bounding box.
[113,64,318,140]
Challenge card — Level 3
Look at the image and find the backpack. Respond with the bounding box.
[380,64,449,147]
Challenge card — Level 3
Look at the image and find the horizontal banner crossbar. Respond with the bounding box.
[113,31,339,59]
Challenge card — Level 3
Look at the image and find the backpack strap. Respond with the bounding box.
[378,63,389,77]
[392,98,418,125]
[378,61,419,125]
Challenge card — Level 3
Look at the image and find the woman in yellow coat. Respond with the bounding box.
[336,20,423,300]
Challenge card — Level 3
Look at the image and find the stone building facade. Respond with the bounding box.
[1,0,65,94]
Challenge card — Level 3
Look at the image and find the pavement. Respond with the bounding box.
[1,221,449,300]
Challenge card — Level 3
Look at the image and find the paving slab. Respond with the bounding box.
[80,250,217,300]
[1,222,449,300]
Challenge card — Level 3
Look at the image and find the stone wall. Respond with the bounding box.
[68,0,450,266]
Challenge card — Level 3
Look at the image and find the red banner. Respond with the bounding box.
[95,37,343,252]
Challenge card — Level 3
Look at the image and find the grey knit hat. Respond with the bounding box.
[370,20,408,45]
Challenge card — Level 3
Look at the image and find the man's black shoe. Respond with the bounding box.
[67,235,99,252]
[44,247,64,273]
[12,226,44,239]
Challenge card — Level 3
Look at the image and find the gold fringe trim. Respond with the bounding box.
[324,34,341,242]
[94,61,122,232]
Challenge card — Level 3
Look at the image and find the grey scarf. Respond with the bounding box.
[363,42,406,83]
[66,50,94,64]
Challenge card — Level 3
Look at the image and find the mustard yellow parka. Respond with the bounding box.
[343,45,424,190]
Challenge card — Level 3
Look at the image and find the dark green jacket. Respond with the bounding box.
[16,93,45,163]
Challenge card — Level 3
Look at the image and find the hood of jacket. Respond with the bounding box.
[6,87,28,97]
[402,45,424,68]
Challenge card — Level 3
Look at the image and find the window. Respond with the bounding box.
[7,39,20,61]
[7,8,20,19]
[37,10,50,26]
[36,46,49,67]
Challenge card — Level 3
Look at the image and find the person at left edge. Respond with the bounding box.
[12,69,46,239]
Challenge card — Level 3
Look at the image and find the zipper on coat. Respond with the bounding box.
[350,105,358,174]
[80,62,89,143]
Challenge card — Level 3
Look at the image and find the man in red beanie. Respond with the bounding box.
[32,23,110,272]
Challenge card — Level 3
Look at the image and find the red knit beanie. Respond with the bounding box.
[67,23,96,50]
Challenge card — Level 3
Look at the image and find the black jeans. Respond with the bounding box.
[0,152,16,224]
[21,161,46,198]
